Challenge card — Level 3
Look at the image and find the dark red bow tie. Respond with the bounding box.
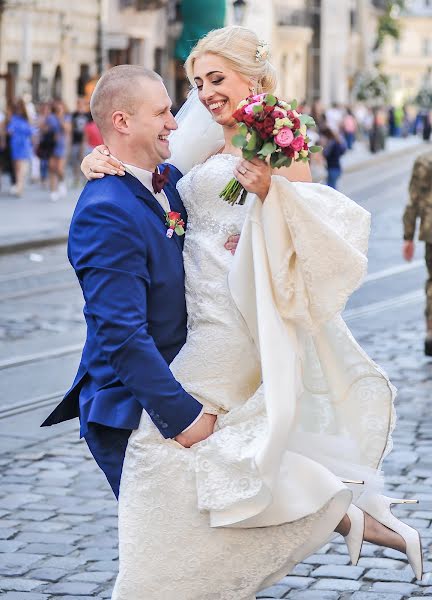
[152,166,170,194]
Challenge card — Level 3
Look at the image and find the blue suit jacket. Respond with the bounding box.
[41,166,203,439]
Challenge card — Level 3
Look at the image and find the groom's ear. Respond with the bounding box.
[112,111,131,135]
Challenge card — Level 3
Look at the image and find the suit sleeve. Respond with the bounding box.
[70,199,203,439]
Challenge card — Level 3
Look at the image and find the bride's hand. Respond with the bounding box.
[234,157,271,202]
[81,145,125,180]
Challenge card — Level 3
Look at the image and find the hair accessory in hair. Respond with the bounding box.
[255,41,270,63]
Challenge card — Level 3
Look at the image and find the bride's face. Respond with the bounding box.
[193,53,252,127]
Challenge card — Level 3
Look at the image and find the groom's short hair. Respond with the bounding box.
[90,65,162,135]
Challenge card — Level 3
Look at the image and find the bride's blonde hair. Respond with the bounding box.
[185,26,277,94]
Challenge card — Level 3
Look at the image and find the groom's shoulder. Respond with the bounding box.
[75,176,136,215]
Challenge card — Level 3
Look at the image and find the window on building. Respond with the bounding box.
[31,63,42,103]
[52,65,63,100]
[7,62,18,101]
[349,0,357,31]
[77,64,90,96]
[154,48,163,75]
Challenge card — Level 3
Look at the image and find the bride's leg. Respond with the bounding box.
[335,512,405,552]
[363,512,405,552]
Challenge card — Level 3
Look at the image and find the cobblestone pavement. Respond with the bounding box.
[1,311,432,599]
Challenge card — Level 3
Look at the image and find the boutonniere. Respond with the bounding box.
[165,211,185,238]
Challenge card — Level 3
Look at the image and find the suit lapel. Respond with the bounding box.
[121,172,166,226]
[120,171,184,254]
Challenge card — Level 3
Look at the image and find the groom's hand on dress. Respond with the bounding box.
[225,234,240,255]
[174,413,217,448]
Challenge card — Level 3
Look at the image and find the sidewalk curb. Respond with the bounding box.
[344,140,428,174]
[0,233,68,256]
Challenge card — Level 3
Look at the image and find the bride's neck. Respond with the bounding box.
[221,123,242,156]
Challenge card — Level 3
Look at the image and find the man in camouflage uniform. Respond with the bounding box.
[403,150,432,355]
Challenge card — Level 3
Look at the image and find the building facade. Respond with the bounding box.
[379,0,432,104]
[0,1,101,109]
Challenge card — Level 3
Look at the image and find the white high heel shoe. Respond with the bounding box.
[344,505,365,566]
[356,494,422,580]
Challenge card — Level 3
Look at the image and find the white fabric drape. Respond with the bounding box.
[193,178,395,529]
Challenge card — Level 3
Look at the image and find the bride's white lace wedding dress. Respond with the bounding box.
[111,154,395,600]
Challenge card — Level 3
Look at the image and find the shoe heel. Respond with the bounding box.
[344,505,365,566]
[358,494,423,580]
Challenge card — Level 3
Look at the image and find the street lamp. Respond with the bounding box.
[233,0,247,25]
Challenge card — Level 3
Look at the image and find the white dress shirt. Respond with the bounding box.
[122,162,171,213]
[119,159,204,434]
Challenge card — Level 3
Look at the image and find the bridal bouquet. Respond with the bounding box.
[220,94,321,205]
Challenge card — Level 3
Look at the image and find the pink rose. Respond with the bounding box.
[244,101,262,115]
[251,93,266,102]
[274,127,294,148]
[290,135,305,151]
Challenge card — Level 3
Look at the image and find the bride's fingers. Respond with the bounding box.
[91,159,125,176]
[95,144,110,156]
[88,171,105,180]
[93,155,124,171]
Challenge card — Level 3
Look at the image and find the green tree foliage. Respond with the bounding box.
[374,0,406,50]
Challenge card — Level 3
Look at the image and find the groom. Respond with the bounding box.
[41,65,235,498]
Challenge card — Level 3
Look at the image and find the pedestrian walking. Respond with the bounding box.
[35,102,54,188]
[70,97,90,186]
[83,114,103,154]
[342,108,357,150]
[7,98,34,197]
[369,107,386,153]
[402,149,432,355]
[321,126,346,189]
[46,100,71,201]
[423,111,432,142]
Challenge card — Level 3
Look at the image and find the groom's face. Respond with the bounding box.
[128,78,177,166]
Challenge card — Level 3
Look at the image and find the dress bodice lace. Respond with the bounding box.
[172,155,262,413]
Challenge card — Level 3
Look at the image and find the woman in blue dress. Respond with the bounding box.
[7,98,34,197]
[46,100,71,201]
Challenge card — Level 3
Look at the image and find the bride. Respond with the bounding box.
[82,25,422,600]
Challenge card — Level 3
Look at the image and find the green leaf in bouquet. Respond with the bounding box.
[270,153,290,169]
[294,130,302,138]
[232,134,247,148]
[265,94,277,107]
[175,225,185,236]
[252,104,264,114]
[309,145,322,153]
[258,141,276,157]
[290,99,298,109]
[299,114,316,128]
[246,130,259,151]
[242,149,256,161]
[238,123,248,137]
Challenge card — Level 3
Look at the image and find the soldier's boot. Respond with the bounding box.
[425,320,432,357]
